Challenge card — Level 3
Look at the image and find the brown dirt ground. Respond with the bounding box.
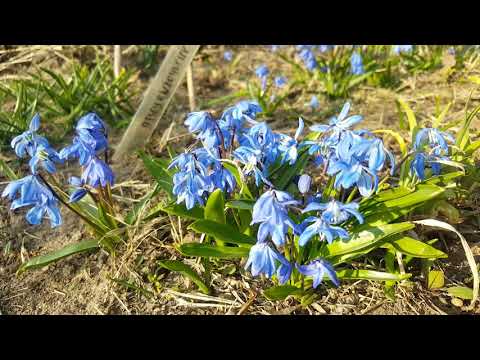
[1,45,480,315]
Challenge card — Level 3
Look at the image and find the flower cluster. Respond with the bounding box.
[2,112,115,228]
[254,64,289,103]
[410,128,454,180]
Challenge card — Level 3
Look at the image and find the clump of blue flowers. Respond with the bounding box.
[2,112,116,229]
[169,100,402,289]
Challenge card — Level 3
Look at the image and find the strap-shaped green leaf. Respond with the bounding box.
[17,239,99,274]
[188,219,256,245]
[336,269,411,282]
[178,243,250,259]
[151,202,204,220]
[204,189,226,224]
[386,235,447,259]
[158,260,209,295]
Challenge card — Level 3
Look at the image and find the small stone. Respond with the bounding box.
[451,298,463,307]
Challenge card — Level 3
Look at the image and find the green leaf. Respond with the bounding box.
[139,152,174,199]
[361,184,445,226]
[152,202,204,220]
[188,219,256,246]
[446,286,474,300]
[0,159,18,180]
[336,269,411,282]
[125,184,161,225]
[158,260,209,295]
[388,236,448,259]
[263,285,304,301]
[17,239,99,274]
[178,243,250,259]
[225,200,255,211]
[204,189,226,224]
[397,98,418,139]
[273,150,309,190]
[326,222,415,259]
[427,270,445,289]
[372,129,408,157]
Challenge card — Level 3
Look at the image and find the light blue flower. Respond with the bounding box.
[68,176,88,203]
[255,64,269,78]
[298,174,312,194]
[29,144,63,174]
[393,45,413,55]
[327,156,378,197]
[245,242,279,278]
[296,259,339,288]
[251,189,298,246]
[81,157,115,188]
[350,52,364,75]
[298,216,349,246]
[25,193,62,228]
[296,46,318,71]
[278,118,305,165]
[223,51,233,62]
[274,76,287,88]
[11,113,50,158]
[276,255,293,285]
[414,128,454,153]
[75,113,108,152]
[303,199,363,225]
[309,95,320,110]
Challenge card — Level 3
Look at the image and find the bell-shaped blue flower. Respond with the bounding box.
[274,76,287,88]
[296,259,339,288]
[25,193,62,228]
[298,174,312,194]
[245,242,279,278]
[303,199,363,225]
[11,113,50,158]
[59,136,97,166]
[350,52,364,75]
[278,118,305,165]
[81,157,115,188]
[29,144,63,174]
[309,95,320,110]
[298,216,349,246]
[75,112,108,152]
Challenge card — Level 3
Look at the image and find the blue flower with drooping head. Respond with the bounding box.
[59,136,97,166]
[184,111,222,150]
[245,242,280,278]
[25,193,62,228]
[393,45,413,55]
[298,174,312,194]
[276,254,293,285]
[255,64,269,79]
[1,174,62,228]
[223,51,233,62]
[297,216,349,246]
[219,100,262,148]
[81,157,115,188]
[278,118,305,165]
[68,176,88,203]
[309,95,320,110]
[75,112,108,152]
[350,52,364,75]
[29,144,63,175]
[303,199,363,225]
[251,189,299,246]
[169,151,214,209]
[274,76,287,88]
[11,113,50,158]
[296,259,339,288]
[410,127,454,180]
[296,46,318,71]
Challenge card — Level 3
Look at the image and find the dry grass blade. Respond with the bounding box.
[165,289,238,305]
[414,219,479,309]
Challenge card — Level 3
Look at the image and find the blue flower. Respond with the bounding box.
[59,136,97,166]
[350,52,364,75]
[184,111,222,150]
[303,199,363,225]
[169,151,213,209]
[255,64,269,79]
[350,137,395,174]
[298,216,349,246]
[68,176,88,203]
[414,128,454,153]
[296,46,318,71]
[327,156,378,197]
[309,95,320,110]
[393,45,413,55]
[251,189,298,246]
[276,255,293,285]
[274,76,287,88]
[29,144,63,174]
[278,118,305,165]
[245,242,279,278]
[11,113,50,158]
[75,113,108,152]
[81,157,115,188]
[298,174,312,194]
[233,142,271,186]
[219,101,262,148]
[1,174,61,228]
[25,193,62,228]
[223,51,233,62]
[296,259,339,288]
